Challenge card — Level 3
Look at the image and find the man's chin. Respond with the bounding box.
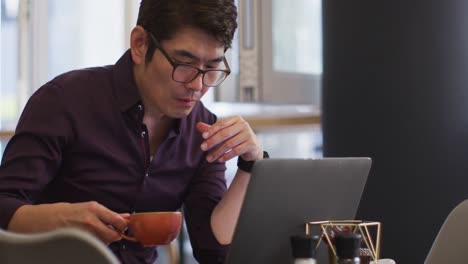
[169,108,195,118]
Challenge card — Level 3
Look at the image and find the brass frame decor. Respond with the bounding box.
[305,220,381,263]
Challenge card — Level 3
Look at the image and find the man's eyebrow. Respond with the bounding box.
[173,49,224,63]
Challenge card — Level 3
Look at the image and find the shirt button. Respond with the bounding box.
[141,131,146,138]
[145,173,149,177]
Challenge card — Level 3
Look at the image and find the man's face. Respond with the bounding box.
[139,27,226,118]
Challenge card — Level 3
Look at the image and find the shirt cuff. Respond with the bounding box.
[193,247,229,264]
[0,196,29,229]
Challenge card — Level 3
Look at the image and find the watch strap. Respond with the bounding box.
[237,151,270,173]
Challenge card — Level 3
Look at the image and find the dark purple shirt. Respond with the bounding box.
[0,50,228,263]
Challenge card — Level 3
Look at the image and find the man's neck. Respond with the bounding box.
[143,112,174,156]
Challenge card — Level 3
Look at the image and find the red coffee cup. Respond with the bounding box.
[121,211,182,246]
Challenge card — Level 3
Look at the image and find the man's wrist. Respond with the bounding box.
[237,151,270,173]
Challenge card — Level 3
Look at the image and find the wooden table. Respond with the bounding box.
[207,102,321,130]
[0,131,14,140]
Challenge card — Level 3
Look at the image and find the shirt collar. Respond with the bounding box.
[113,49,141,113]
[113,49,184,136]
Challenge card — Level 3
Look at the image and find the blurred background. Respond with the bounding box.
[1,1,322,263]
[3,1,468,264]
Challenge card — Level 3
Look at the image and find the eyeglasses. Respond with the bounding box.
[148,32,231,87]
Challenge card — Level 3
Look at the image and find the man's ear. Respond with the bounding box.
[130,25,148,65]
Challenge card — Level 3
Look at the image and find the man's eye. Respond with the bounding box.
[175,59,192,65]
[207,63,221,69]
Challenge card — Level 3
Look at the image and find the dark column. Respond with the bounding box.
[322,1,468,263]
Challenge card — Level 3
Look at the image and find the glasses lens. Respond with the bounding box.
[173,65,199,83]
[203,70,227,87]
[173,65,228,87]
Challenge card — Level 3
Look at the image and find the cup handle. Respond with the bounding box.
[120,216,137,242]
[120,233,138,242]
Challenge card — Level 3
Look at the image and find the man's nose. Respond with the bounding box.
[185,73,204,91]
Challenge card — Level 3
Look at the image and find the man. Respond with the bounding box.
[0,0,267,263]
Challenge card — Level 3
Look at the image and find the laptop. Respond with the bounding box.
[224,157,372,264]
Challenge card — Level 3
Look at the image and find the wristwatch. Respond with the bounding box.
[237,151,270,173]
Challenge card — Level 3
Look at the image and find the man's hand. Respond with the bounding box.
[8,202,129,245]
[60,202,129,244]
[196,115,263,163]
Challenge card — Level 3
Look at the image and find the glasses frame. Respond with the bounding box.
[147,32,231,87]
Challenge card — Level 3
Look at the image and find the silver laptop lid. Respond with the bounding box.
[225,157,372,264]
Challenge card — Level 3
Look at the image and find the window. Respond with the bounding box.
[215,0,323,105]
[262,0,322,104]
[0,0,138,139]
[272,0,322,75]
[1,0,20,130]
[47,0,126,79]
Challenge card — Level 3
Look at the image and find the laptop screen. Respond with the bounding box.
[224,157,371,264]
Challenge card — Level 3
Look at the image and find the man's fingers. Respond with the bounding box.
[217,143,250,162]
[196,122,211,133]
[97,209,128,233]
[89,206,127,243]
[93,222,124,244]
[84,202,127,234]
[206,132,250,162]
[202,116,239,139]
[199,115,262,164]
[119,213,131,219]
[201,122,244,152]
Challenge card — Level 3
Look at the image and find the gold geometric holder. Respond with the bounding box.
[305,220,381,264]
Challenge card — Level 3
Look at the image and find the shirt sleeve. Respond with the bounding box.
[183,156,229,264]
[0,82,73,229]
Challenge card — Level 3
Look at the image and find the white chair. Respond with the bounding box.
[0,228,119,264]
[425,199,468,264]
